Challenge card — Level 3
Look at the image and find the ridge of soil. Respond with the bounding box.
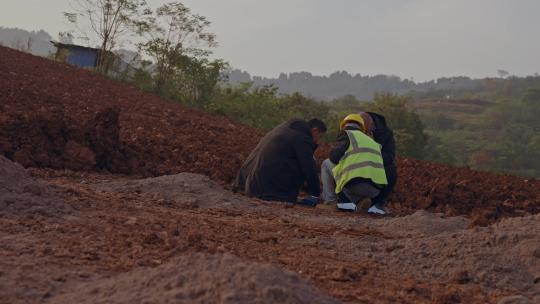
[51,253,338,304]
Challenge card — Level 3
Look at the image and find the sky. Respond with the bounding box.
[1,0,540,81]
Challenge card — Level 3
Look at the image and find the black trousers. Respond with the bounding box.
[338,179,380,204]
[371,164,397,206]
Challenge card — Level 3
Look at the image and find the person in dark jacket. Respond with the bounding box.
[234,118,327,204]
[360,112,397,212]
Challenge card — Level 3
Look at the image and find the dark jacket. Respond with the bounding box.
[329,113,397,204]
[234,119,321,203]
[369,112,396,168]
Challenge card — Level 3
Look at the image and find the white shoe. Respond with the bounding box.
[368,205,386,215]
[337,202,357,212]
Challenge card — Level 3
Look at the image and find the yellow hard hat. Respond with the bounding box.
[340,114,365,131]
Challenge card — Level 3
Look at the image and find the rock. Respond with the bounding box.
[63,140,96,170]
[125,217,137,225]
[451,270,471,284]
[497,295,532,304]
[143,233,164,245]
[533,247,540,259]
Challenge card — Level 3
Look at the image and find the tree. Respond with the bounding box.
[64,0,151,73]
[207,84,283,129]
[175,56,227,105]
[366,93,428,158]
[497,69,509,78]
[479,88,540,177]
[137,1,220,100]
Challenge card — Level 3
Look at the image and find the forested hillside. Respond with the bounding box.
[226,69,540,101]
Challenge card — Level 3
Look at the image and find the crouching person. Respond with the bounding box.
[234,118,327,205]
[321,114,388,213]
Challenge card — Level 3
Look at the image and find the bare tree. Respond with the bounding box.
[64,0,151,73]
[138,1,218,94]
[497,69,509,79]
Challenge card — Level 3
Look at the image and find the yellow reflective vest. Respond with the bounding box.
[332,130,388,193]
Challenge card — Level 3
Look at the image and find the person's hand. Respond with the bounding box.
[299,195,319,207]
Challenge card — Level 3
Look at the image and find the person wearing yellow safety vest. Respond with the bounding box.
[358,112,397,214]
[321,114,389,213]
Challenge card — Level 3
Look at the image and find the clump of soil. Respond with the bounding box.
[52,253,338,304]
[92,173,263,210]
[94,173,222,208]
[0,156,68,216]
[0,105,127,172]
[392,158,540,226]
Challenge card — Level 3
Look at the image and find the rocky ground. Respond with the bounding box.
[1,47,539,303]
[1,162,539,303]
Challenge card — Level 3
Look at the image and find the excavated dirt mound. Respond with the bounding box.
[1,46,539,225]
[51,253,338,304]
[93,173,234,209]
[0,155,68,216]
[1,171,538,303]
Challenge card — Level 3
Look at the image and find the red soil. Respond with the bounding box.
[0,46,262,182]
[1,46,539,225]
[1,47,540,304]
[1,166,537,304]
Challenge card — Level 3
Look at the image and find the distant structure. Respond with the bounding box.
[51,41,135,78]
[51,42,101,68]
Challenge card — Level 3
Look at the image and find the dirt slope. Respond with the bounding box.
[0,46,262,182]
[0,47,539,303]
[1,46,539,225]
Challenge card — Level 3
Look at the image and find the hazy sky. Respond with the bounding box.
[2,0,539,81]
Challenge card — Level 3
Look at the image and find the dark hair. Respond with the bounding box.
[308,118,327,133]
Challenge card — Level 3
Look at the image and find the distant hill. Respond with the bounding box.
[225,69,540,101]
[0,27,56,56]
[226,69,416,100]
